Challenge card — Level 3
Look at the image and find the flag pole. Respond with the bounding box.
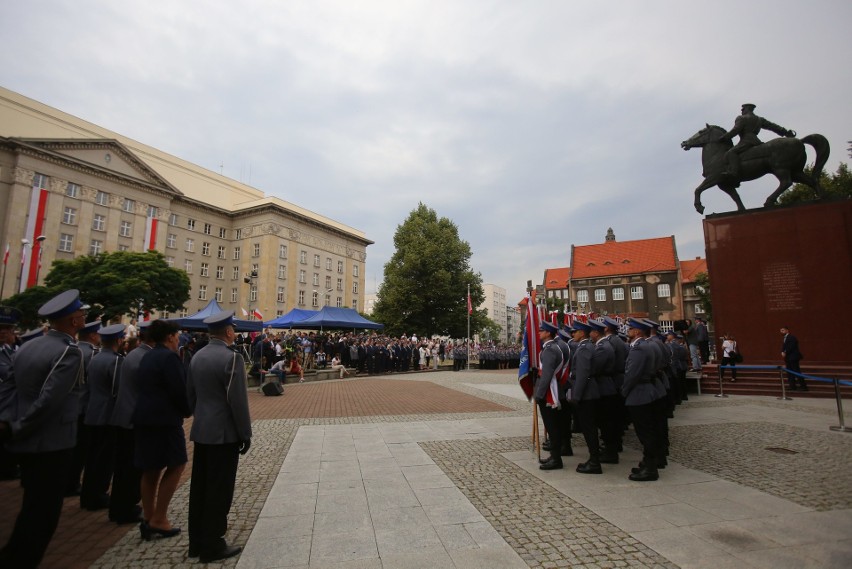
[533,400,540,461]
[466,284,470,371]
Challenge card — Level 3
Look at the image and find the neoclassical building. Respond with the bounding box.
[0,87,372,319]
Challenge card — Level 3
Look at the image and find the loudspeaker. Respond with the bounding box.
[262,381,284,396]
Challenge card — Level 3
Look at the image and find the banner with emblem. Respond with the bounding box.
[517,291,542,400]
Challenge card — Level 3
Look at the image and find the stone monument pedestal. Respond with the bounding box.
[703,199,852,365]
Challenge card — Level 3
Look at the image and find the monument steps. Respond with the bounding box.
[698,364,852,399]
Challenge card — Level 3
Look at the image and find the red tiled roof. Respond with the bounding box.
[680,257,707,283]
[544,267,570,290]
[571,237,677,279]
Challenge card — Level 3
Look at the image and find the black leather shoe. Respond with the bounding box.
[539,458,563,470]
[199,544,242,563]
[629,467,659,481]
[599,452,619,464]
[576,459,602,474]
[560,445,573,457]
[188,544,199,558]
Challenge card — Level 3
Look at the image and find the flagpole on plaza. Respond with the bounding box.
[466,284,470,371]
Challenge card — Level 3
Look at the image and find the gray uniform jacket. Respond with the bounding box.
[592,339,617,396]
[554,338,572,401]
[110,343,152,429]
[533,340,562,402]
[604,334,627,389]
[85,348,123,426]
[77,341,97,415]
[570,339,599,401]
[188,339,252,445]
[622,339,662,406]
[647,336,671,391]
[6,330,84,453]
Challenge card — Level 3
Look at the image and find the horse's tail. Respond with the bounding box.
[801,134,830,179]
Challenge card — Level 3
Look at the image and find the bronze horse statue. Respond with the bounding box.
[681,124,830,214]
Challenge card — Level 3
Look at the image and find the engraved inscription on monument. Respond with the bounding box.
[761,261,803,311]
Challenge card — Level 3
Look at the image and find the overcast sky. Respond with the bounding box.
[4,0,850,303]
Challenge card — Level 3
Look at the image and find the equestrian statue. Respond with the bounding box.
[681,103,830,214]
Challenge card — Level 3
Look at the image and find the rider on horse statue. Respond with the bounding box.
[718,103,796,185]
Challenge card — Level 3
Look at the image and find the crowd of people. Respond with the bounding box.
[0,290,251,567]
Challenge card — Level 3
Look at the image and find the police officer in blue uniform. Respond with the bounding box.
[187,311,252,563]
[80,323,125,511]
[588,319,620,464]
[535,321,566,470]
[568,321,602,474]
[66,319,101,496]
[0,290,87,568]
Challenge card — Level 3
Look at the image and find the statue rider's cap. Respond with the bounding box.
[742,103,756,111]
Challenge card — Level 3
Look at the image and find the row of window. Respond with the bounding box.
[193,285,355,309]
[576,284,671,303]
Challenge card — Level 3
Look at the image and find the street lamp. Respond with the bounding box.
[313,288,334,306]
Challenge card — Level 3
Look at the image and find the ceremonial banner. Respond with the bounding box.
[518,292,541,400]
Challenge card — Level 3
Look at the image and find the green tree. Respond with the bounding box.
[777,162,852,205]
[42,251,190,322]
[372,203,486,338]
[694,272,712,323]
[1,286,57,329]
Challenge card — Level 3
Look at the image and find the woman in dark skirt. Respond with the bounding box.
[132,320,191,540]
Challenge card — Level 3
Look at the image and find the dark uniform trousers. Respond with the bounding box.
[188,442,240,552]
[557,400,573,451]
[0,449,73,569]
[597,394,622,451]
[81,425,115,507]
[576,400,601,456]
[109,426,141,520]
[628,401,663,468]
[66,416,90,493]
[537,401,563,460]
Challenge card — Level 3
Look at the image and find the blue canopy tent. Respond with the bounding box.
[264,308,318,329]
[175,299,263,332]
[292,306,383,330]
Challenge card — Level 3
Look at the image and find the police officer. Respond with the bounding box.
[0,306,22,480]
[0,290,86,568]
[588,319,620,464]
[568,321,602,474]
[187,311,252,563]
[602,316,628,449]
[535,321,565,470]
[623,318,665,481]
[80,323,126,511]
[553,326,574,457]
[108,321,152,524]
[66,319,101,496]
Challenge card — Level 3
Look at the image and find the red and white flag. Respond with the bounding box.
[2,243,8,266]
[143,212,158,251]
[467,293,473,315]
[253,309,264,320]
[241,307,249,317]
[21,183,48,292]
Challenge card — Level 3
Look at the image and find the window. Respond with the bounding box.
[216,266,224,279]
[89,239,102,255]
[92,214,106,231]
[198,285,207,300]
[300,250,307,264]
[232,266,240,280]
[252,263,259,274]
[96,191,109,206]
[299,270,306,283]
[312,273,319,286]
[184,260,193,273]
[326,258,332,270]
[352,300,358,310]
[694,304,705,314]
[336,297,342,308]
[169,213,178,225]
[657,283,671,298]
[594,289,606,302]
[234,228,242,239]
[612,287,625,301]
[277,287,285,302]
[165,256,174,267]
[631,286,644,299]
[337,261,344,273]
[62,207,77,225]
[65,182,80,198]
[200,263,209,277]
[325,275,331,289]
[337,278,343,291]
[203,223,212,235]
[279,244,287,259]
[185,238,194,252]
[231,288,238,303]
[217,245,226,259]
[198,242,208,256]
[352,282,358,294]
[59,234,73,252]
[311,291,319,307]
[253,243,260,257]
[298,290,305,306]
[167,234,176,248]
[215,287,223,302]
[278,265,286,279]
[118,244,129,251]
[120,220,132,237]
[233,246,241,260]
[249,285,257,302]
[313,254,320,267]
[325,293,331,306]
[219,227,227,238]
[123,199,135,213]
[147,205,158,217]
[187,218,196,231]
[577,290,589,303]
[353,264,359,277]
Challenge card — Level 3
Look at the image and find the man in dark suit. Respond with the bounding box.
[780,326,806,391]
[0,289,86,568]
[187,311,252,563]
